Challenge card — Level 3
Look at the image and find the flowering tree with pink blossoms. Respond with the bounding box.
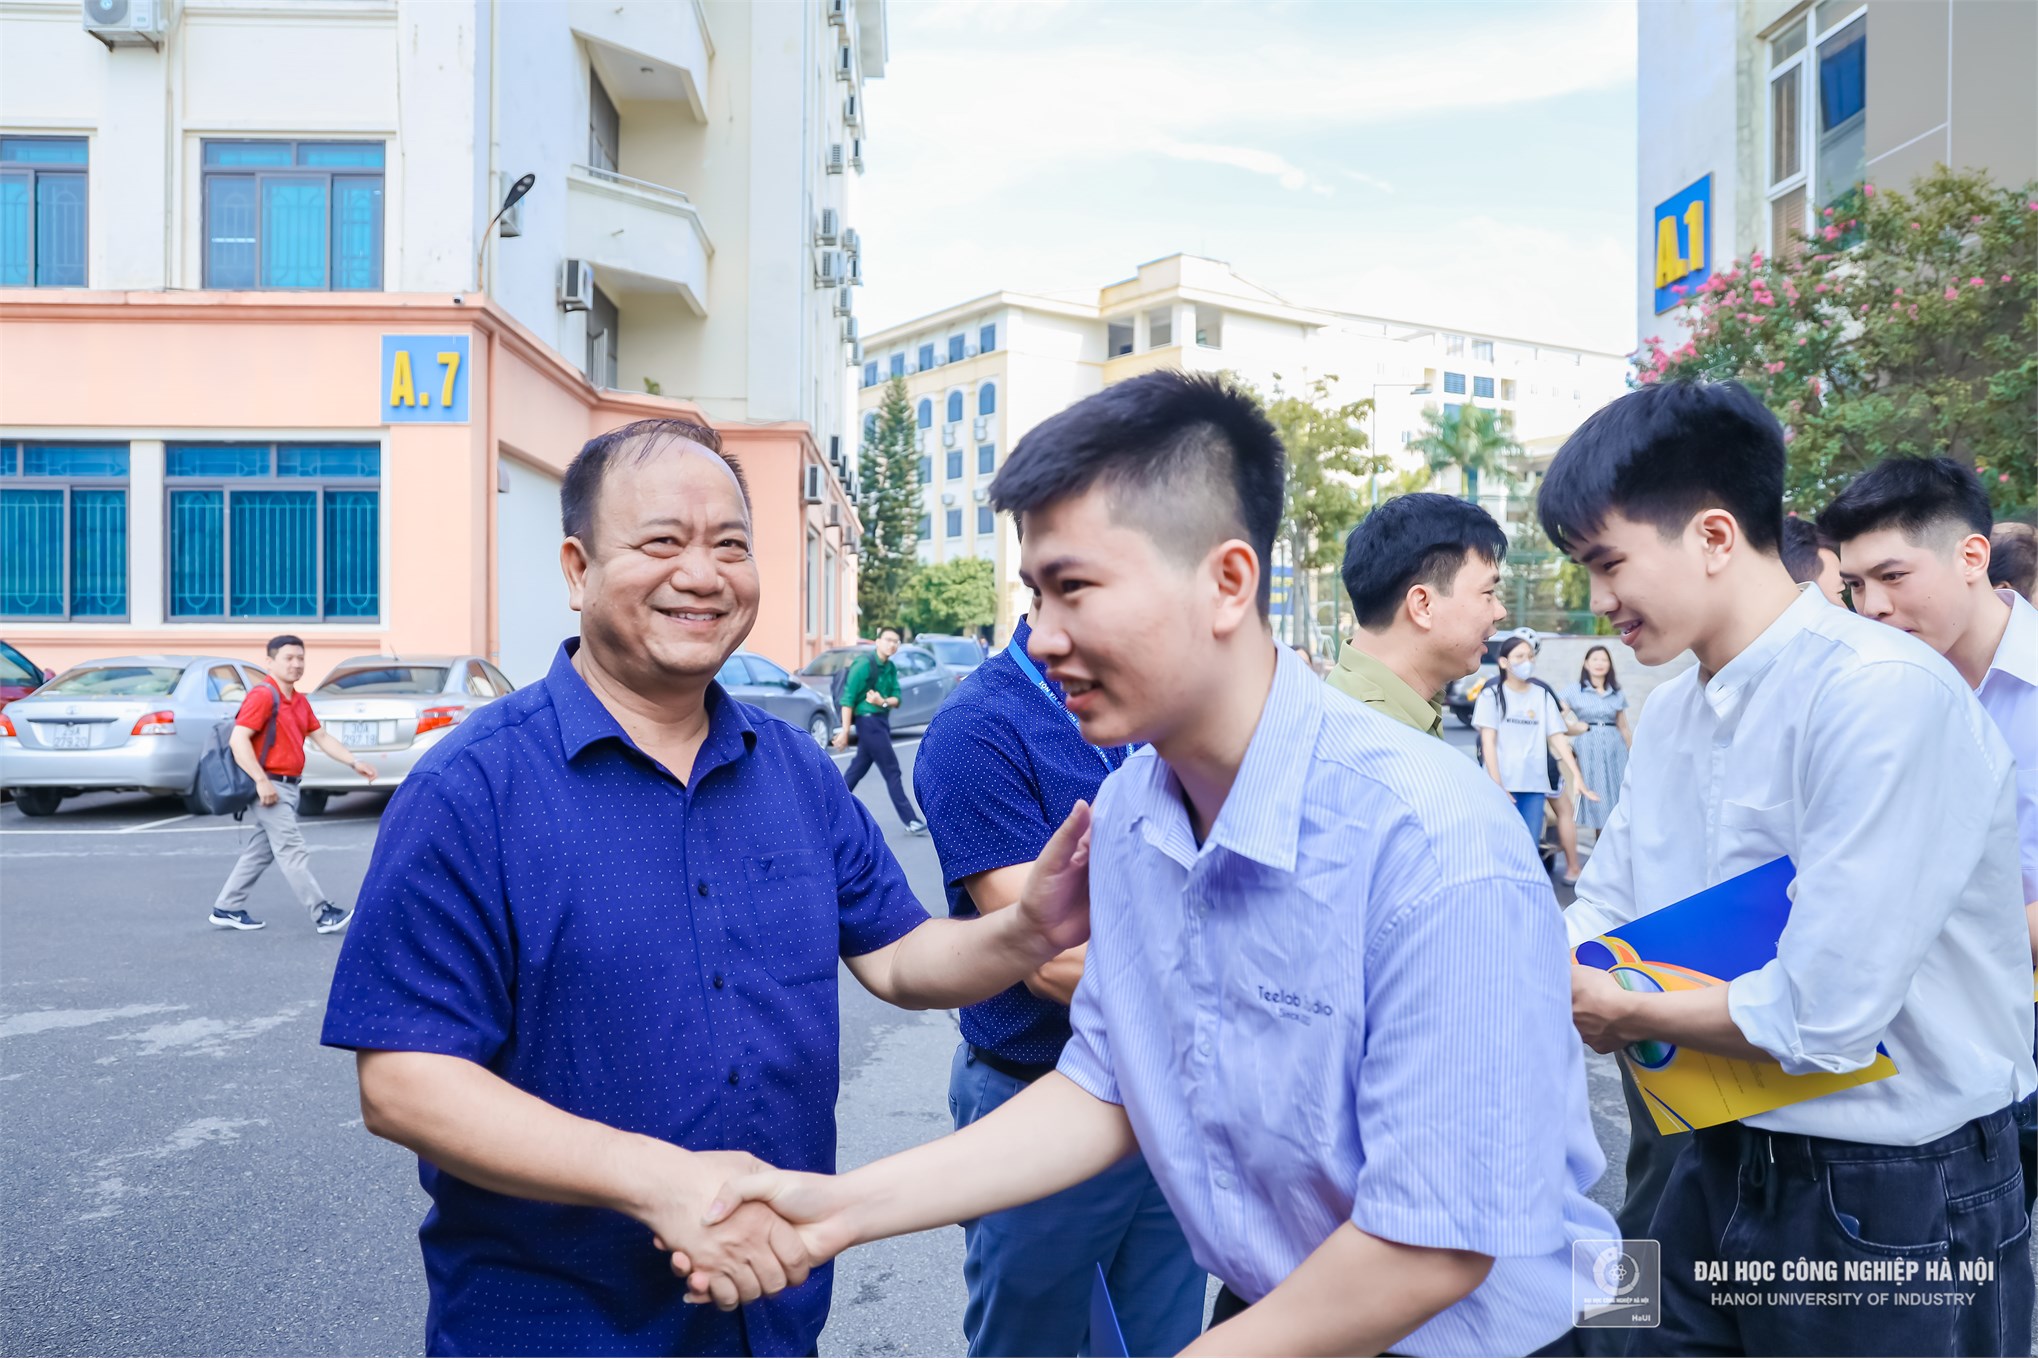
[1636,167,2036,516]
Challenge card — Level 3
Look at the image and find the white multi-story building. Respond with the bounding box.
[0,0,880,685]
[858,255,1626,641]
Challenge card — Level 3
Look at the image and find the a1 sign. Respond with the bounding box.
[382,335,471,424]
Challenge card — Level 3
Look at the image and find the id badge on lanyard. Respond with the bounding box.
[1006,645,1121,772]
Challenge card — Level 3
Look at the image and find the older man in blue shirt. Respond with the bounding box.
[322,418,1089,1357]
[693,374,1617,1356]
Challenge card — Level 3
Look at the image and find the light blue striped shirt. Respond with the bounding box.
[1058,647,1617,1356]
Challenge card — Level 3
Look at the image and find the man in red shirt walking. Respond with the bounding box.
[210,635,378,934]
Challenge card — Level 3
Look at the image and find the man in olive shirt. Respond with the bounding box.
[1329,494,1509,737]
[836,625,926,832]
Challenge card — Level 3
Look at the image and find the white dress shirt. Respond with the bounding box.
[1977,588,2038,910]
[1566,584,2035,1145]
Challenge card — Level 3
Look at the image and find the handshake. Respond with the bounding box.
[639,1146,860,1311]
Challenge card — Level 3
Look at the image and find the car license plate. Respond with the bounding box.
[337,721,380,748]
[50,723,90,750]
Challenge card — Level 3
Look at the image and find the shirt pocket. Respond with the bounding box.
[1716,797,1795,877]
[737,848,840,985]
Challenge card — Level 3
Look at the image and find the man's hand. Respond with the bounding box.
[864,689,884,707]
[679,1169,861,1305]
[256,776,280,807]
[832,728,849,751]
[353,760,379,781]
[638,1149,813,1312]
[1014,801,1092,957]
[1570,962,1636,1054]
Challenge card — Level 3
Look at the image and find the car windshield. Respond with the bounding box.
[926,639,981,666]
[317,666,450,695]
[40,665,184,697]
[0,644,35,686]
[803,649,867,676]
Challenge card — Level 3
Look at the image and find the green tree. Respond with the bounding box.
[1249,374,1383,648]
[899,556,997,637]
[854,375,924,632]
[1638,166,2037,516]
[1407,402,1524,506]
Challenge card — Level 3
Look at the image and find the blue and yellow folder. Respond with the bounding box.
[1573,856,1897,1135]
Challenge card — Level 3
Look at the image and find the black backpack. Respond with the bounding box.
[190,681,283,817]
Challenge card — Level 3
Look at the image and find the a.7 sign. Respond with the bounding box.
[381,334,471,424]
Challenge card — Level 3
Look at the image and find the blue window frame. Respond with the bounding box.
[916,398,932,430]
[0,137,88,287]
[917,343,934,372]
[165,442,380,620]
[201,141,385,290]
[977,506,994,535]
[979,323,996,354]
[945,509,963,538]
[946,449,963,480]
[1443,402,1463,419]
[862,360,878,388]
[917,455,932,484]
[1473,375,1495,398]
[1443,371,1467,395]
[948,335,965,363]
[946,390,963,423]
[889,352,905,378]
[917,514,931,540]
[978,383,996,416]
[977,444,995,475]
[0,442,127,618]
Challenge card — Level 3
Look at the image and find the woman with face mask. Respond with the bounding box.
[1473,635,1597,851]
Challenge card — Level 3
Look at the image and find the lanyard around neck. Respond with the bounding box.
[1006,644,1118,771]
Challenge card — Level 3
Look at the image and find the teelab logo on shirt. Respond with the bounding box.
[1256,983,1335,1026]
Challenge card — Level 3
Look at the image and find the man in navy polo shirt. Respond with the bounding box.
[913,610,1205,1357]
[321,418,1091,1358]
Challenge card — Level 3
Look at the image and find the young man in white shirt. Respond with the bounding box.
[1820,455,2038,1211]
[1543,381,2034,1356]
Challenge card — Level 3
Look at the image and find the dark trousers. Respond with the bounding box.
[843,712,918,824]
[1210,1286,1578,1356]
[1637,1108,2032,1357]
[1618,1061,1693,1242]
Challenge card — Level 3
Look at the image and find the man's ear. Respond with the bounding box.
[562,537,591,613]
[1404,582,1436,634]
[1208,538,1262,639]
[1957,531,1992,585]
[1693,509,1741,577]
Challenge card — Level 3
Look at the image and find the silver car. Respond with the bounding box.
[299,654,515,815]
[793,643,958,733]
[915,634,989,680]
[716,651,836,744]
[0,654,270,817]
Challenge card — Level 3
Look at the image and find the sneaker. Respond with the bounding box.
[904,819,928,836]
[314,902,354,934]
[209,908,265,931]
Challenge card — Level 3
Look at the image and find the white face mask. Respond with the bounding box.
[1511,659,1535,681]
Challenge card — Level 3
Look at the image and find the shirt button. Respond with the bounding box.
[1197,1038,1212,1057]
[727,1068,739,1086]
[712,974,725,990]
[697,880,709,897]
[1214,1172,1234,1191]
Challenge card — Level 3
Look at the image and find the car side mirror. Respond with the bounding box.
[42,668,55,681]
[782,678,801,689]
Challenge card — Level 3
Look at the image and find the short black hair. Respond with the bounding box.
[1816,456,1992,551]
[1777,515,1834,586]
[876,626,901,640]
[1539,380,1785,557]
[988,371,1284,615]
[266,634,304,656]
[1341,493,1509,631]
[561,417,747,548]
[1991,522,2037,600]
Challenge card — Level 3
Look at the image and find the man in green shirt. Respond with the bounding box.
[1328,494,1509,737]
[834,626,926,832]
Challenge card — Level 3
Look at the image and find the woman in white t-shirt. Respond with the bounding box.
[1473,635,1597,851]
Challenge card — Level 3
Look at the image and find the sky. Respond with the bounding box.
[854,0,1640,355]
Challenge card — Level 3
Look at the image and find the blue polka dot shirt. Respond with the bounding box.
[912,617,1128,1066]
[321,641,929,1357]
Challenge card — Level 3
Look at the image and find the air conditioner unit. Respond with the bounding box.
[848,255,864,287]
[835,42,853,81]
[973,417,988,440]
[842,227,861,258]
[833,286,853,318]
[973,487,989,503]
[827,0,847,27]
[826,143,845,175]
[842,317,859,344]
[803,464,825,505]
[815,250,842,286]
[558,259,594,312]
[82,0,164,48]
[850,139,865,172]
[964,341,978,358]
[826,503,843,528]
[941,425,957,448]
[815,207,839,246]
[498,198,523,239]
[828,435,843,470]
[932,353,947,368]
[916,430,929,453]
[843,94,861,129]
[847,339,863,366]
[940,491,958,507]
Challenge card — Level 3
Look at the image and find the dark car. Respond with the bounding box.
[715,650,836,745]
[1445,629,1543,728]
[794,643,958,733]
[914,633,988,680]
[0,640,48,710]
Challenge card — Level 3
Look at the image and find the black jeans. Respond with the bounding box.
[842,712,918,824]
[1638,1108,2033,1357]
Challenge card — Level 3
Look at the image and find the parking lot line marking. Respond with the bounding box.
[122,813,195,833]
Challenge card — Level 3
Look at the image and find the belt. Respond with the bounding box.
[268,775,301,784]
[967,1044,1058,1084]
[1586,721,1617,728]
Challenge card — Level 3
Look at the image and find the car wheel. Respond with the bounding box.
[298,790,331,817]
[807,711,833,746]
[1453,706,1474,728]
[13,789,63,817]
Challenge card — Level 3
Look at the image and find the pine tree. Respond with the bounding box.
[854,375,924,633]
